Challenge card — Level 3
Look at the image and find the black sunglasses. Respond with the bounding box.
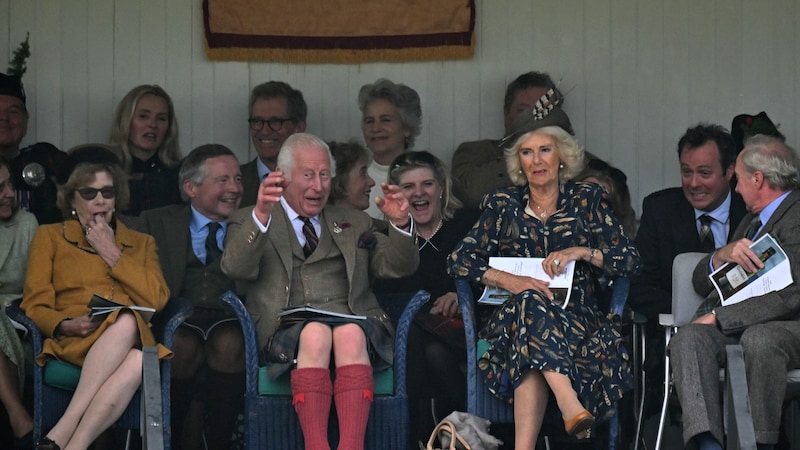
[77,187,116,201]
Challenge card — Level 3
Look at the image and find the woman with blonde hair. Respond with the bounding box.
[109,84,183,215]
[449,100,639,448]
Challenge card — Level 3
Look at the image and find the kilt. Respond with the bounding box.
[261,316,393,379]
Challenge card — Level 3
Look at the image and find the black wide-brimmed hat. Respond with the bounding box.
[0,72,26,106]
[731,111,784,153]
[56,144,122,185]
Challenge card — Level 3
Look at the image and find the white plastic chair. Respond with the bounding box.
[651,252,800,450]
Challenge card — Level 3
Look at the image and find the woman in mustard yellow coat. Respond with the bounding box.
[21,146,171,450]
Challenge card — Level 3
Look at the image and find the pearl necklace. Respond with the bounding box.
[417,219,444,251]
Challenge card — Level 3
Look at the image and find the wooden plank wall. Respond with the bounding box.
[1,0,798,212]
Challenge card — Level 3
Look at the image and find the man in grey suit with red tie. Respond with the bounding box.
[221,133,418,449]
[670,135,800,450]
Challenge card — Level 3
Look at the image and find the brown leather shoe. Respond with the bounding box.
[564,409,595,439]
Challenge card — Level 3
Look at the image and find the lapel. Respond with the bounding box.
[675,195,703,249]
[160,206,192,288]
[321,207,357,284]
[271,203,295,278]
[728,192,748,241]
[0,215,19,270]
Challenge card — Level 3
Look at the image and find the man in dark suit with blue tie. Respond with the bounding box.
[137,144,245,449]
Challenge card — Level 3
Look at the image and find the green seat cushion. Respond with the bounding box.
[44,360,82,391]
[477,338,491,357]
[258,367,394,396]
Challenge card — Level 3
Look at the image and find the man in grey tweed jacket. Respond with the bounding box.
[670,134,800,450]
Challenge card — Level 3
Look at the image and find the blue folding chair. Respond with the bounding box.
[221,289,431,449]
[6,296,192,450]
[457,276,634,449]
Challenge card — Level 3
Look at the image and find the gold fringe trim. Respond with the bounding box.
[204,36,475,64]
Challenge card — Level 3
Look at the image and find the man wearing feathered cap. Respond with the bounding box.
[0,72,65,224]
[452,71,567,209]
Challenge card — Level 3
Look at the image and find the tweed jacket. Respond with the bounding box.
[21,220,171,365]
[451,139,509,210]
[221,203,419,350]
[630,187,747,318]
[0,210,37,307]
[239,158,261,208]
[691,190,800,333]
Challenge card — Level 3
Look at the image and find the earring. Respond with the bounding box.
[559,163,564,169]
[71,209,76,217]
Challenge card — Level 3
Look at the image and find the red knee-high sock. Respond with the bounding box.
[291,367,333,450]
[333,364,374,450]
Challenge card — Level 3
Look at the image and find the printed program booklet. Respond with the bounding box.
[477,256,575,309]
[278,305,367,321]
[88,294,156,322]
[709,233,793,306]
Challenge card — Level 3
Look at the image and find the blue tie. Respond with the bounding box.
[205,222,222,265]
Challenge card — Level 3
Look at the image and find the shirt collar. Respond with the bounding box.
[758,190,792,227]
[189,205,227,234]
[694,191,732,224]
[279,196,320,224]
[256,158,271,182]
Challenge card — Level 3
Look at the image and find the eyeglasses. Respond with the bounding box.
[77,187,116,201]
[248,117,295,132]
[391,151,439,170]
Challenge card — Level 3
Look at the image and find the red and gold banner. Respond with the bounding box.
[203,0,475,63]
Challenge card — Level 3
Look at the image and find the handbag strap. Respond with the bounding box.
[425,420,473,450]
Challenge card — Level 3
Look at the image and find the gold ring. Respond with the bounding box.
[85,227,91,236]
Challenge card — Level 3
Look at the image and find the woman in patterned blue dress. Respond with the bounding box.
[448,116,640,448]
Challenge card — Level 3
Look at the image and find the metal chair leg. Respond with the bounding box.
[654,327,674,450]
[633,320,647,450]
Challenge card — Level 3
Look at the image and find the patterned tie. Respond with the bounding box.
[698,214,716,252]
[744,216,762,240]
[205,222,222,265]
[300,217,318,258]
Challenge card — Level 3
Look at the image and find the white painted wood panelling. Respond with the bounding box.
[2,0,798,212]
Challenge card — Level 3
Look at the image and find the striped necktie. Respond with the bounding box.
[698,214,715,252]
[300,217,318,257]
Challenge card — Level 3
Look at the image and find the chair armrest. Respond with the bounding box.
[150,296,193,349]
[392,290,431,398]
[725,345,757,449]
[608,277,631,317]
[455,279,480,414]
[220,291,259,396]
[658,313,675,328]
[6,299,43,356]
